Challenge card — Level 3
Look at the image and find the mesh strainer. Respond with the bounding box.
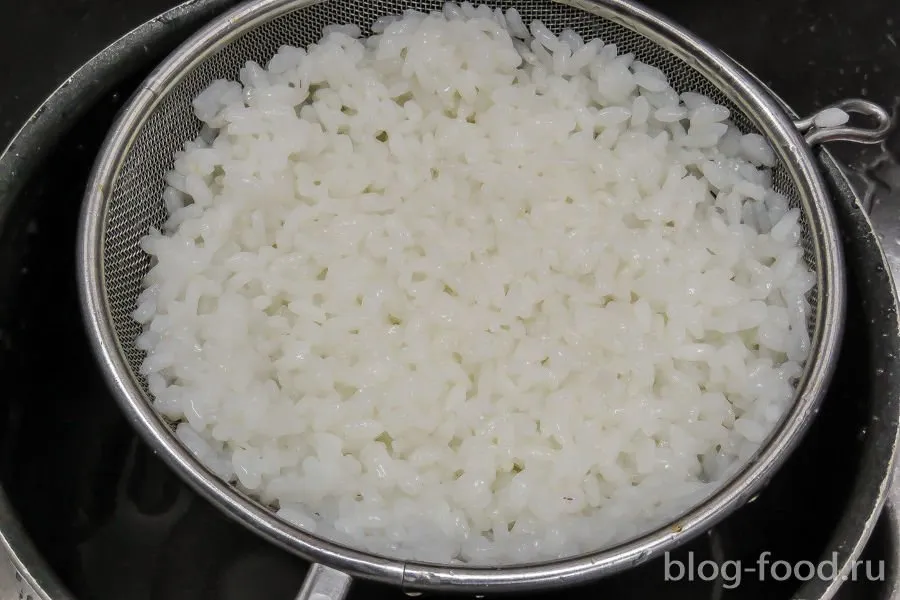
[77,0,893,597]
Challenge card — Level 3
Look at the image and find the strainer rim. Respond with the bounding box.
[77,0,845,591]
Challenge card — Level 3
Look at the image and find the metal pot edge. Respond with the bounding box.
[0,2,896,598]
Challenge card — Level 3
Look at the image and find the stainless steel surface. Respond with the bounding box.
[867,145,900,288]
[0,2,244,600]
[0,558,44,600]
[0,488,54,600]
[802,152,900,600]
[0,552,43,600]
[77,0,857,592]
[11,47,895,600]
[0,561,17,600]
[296,564,354,600]
[0,0,895,599]
[794,99,893,146]
[862,104,900,600]
[883,491,900,600]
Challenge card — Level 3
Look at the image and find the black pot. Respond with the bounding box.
[0,2,897,599]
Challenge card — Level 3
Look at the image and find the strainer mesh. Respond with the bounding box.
[102,0,818,399]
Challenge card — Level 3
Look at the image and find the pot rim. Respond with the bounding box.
[0,0,896,598]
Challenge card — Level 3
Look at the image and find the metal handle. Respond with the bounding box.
[794,98,893,146]
[295,563,353,600]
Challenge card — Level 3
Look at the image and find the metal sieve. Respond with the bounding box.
[76,0,893,598]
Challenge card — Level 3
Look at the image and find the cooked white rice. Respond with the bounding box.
[134,3,814,565]
[813,106,850,129]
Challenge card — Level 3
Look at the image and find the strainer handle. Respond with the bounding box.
[794,98,893,146]
[295,563,353,600]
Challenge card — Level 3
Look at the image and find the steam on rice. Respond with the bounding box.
[134,2,814,565]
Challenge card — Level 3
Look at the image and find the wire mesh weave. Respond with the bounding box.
[102,0,819,423]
